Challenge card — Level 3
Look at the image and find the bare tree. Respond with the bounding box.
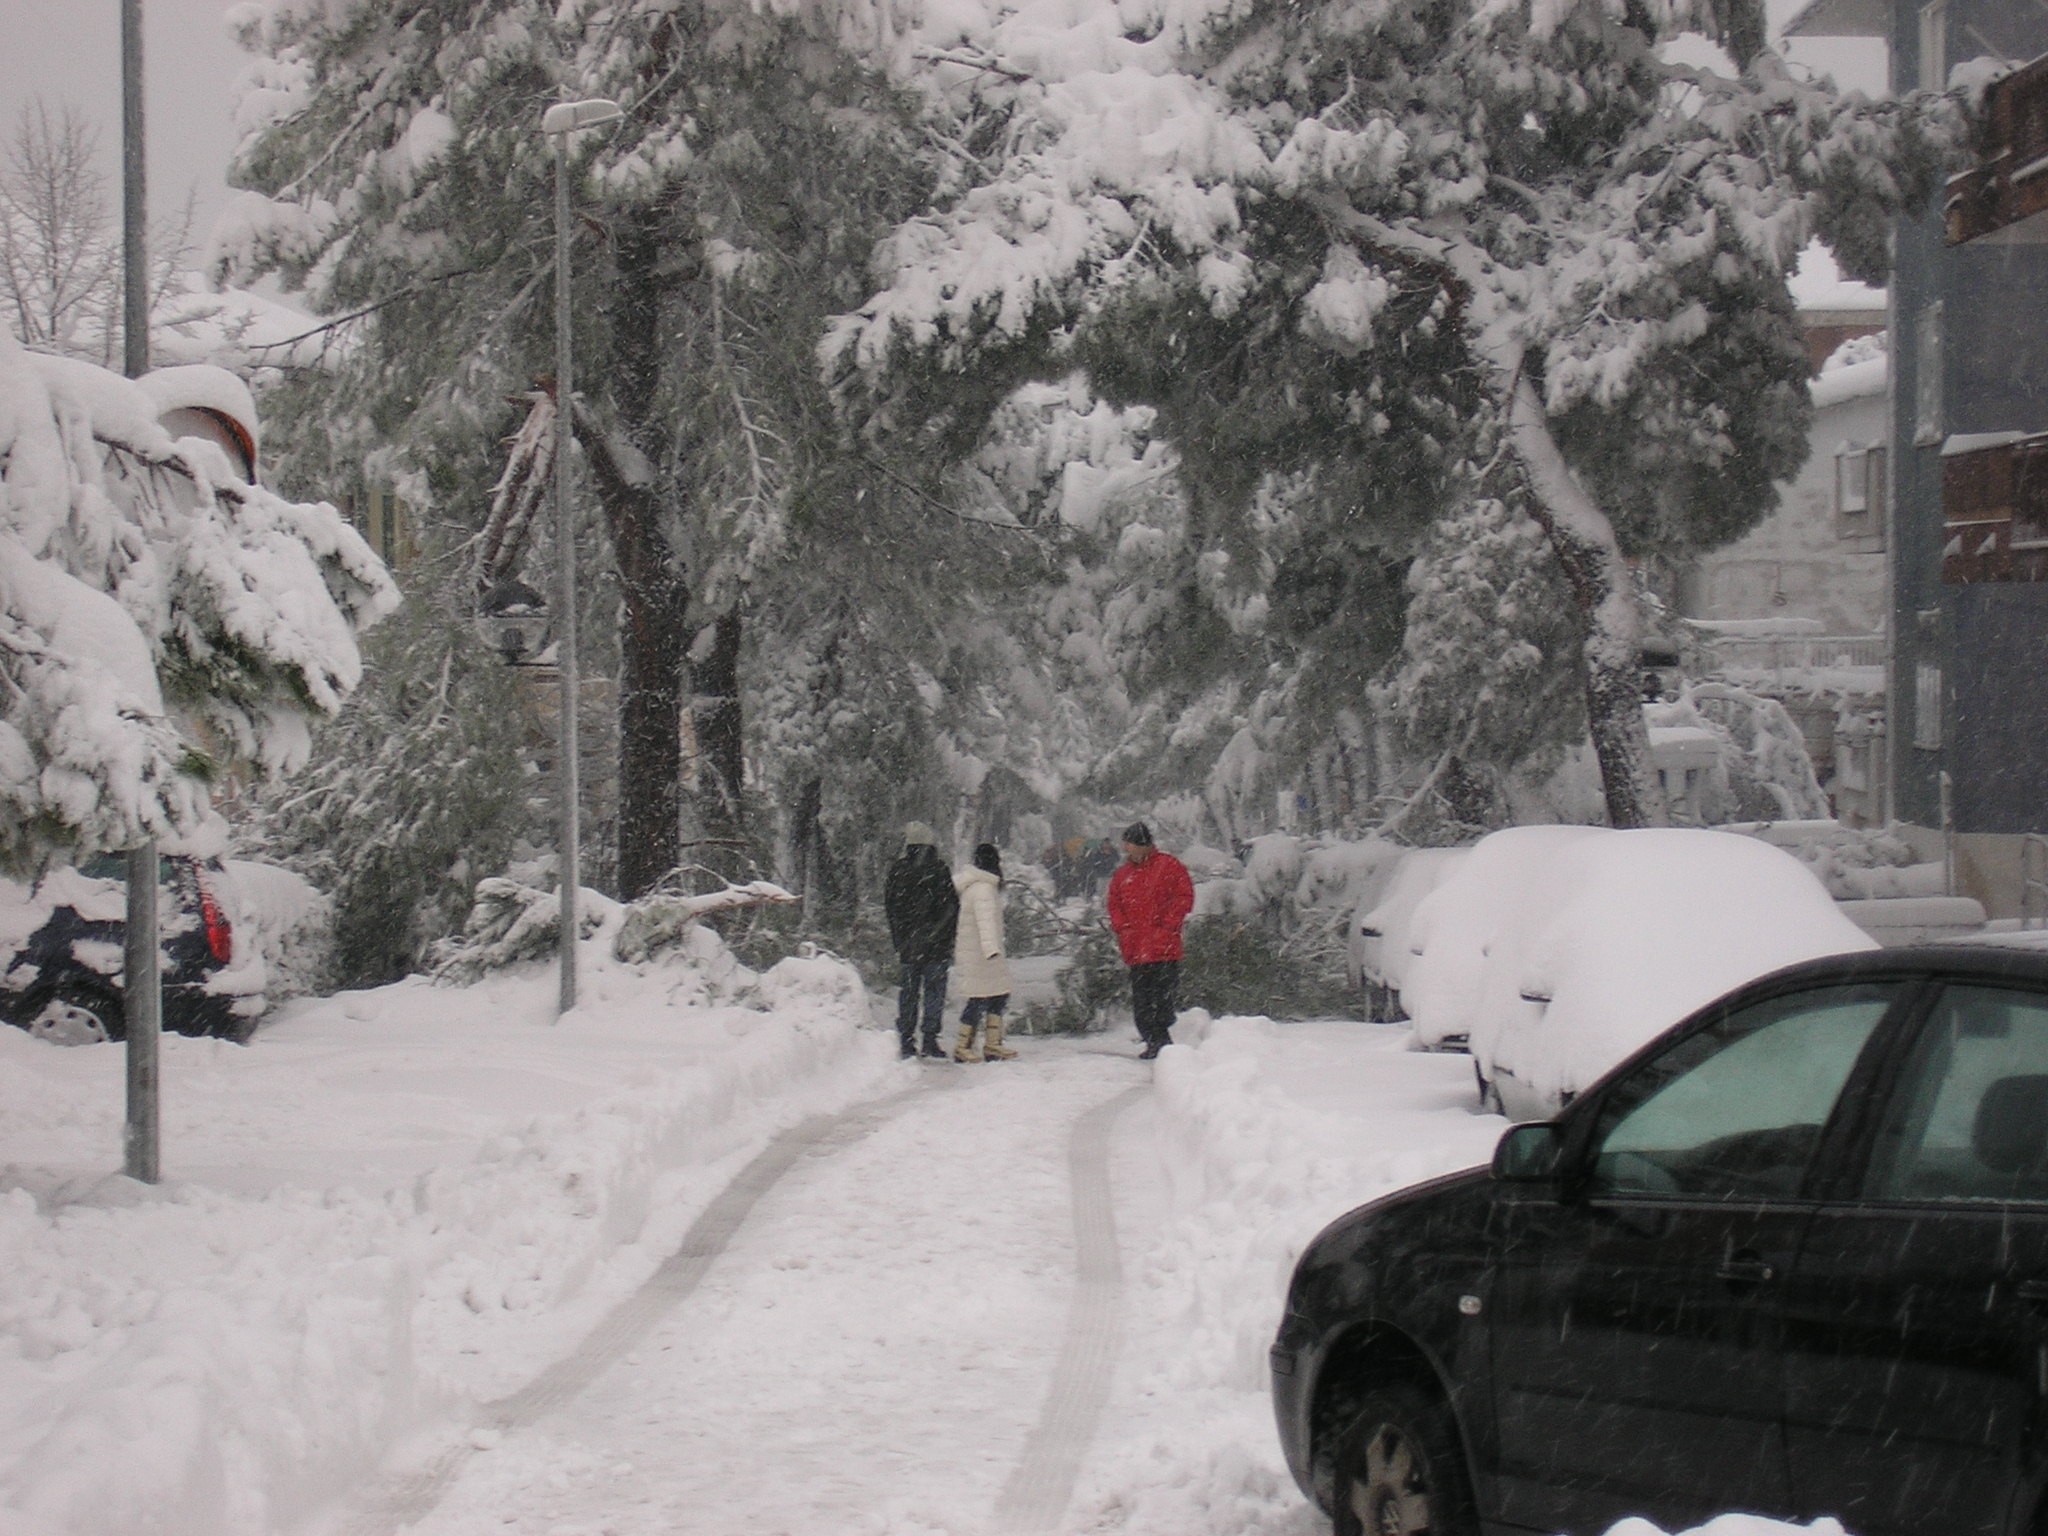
[0,103,118,363]
[0,101,194,367]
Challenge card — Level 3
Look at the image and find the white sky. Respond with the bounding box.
[0,0,1887,256]
[0,0,248,237]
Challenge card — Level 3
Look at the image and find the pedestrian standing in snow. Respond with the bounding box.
[952,842,1017,1063]
[1105,822,1195,1060]
[884,823,959,1060]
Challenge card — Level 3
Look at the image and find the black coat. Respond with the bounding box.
[884,846,960,964]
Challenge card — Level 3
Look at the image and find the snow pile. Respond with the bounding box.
[0,921,894,1535]
[1402,828,1876,1116]
[1072,1014,1504,1534]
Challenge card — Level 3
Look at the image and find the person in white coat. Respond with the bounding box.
[952,842,1017,1062]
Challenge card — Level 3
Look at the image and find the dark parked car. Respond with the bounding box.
[1272,945,2048,1536]
[0,854,264,1044]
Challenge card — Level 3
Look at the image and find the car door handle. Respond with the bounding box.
[2016,1279,2048,1307]
[1715,1254,1777,1286]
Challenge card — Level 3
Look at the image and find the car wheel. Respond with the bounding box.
[27,986,123,1046]
[1330,1384,1477,1536]
[1365,981,1405,1024]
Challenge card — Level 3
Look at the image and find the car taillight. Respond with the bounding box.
[198,885,232,963]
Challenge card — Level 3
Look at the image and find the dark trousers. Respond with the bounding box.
[1129,960,1180,1045]
[897,960,950,1047]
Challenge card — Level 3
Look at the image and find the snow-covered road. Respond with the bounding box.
[355,1046,1162,1536]
[0,916,1508,1536]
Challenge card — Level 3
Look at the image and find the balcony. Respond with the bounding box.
[1946,52,2048,246]
[1942,431,2048,582]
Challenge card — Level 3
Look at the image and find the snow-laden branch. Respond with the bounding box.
[0,332,397,869]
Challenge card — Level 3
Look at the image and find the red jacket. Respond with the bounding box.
[1106,850,1195,965]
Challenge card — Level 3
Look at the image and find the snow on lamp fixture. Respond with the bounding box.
[541,99,624,134]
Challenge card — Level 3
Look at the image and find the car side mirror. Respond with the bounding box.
[1492,1122,1566,1187]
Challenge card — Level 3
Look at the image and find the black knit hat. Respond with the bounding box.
[1121,822,1153,847]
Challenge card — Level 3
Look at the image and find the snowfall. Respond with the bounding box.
[0,889,1854,1536]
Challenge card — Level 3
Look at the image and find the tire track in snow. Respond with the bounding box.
[994,1084,1145,1534]
[341,1074,954,1536]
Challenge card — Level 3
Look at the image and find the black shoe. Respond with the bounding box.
[1138,1041,1161,1060]
[919,1040,949,1059]
[898,1040,917,1059]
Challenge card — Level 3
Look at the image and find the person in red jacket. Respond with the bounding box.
[1105,822,1196,1059]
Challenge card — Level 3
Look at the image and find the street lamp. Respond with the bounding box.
[541,96,623,1015]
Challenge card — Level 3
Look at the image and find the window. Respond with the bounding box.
[1585,985,1897,1200]
[1915,662,1944,750]
[1864,986,2048,1203]
[1918,1,1947,93]
[1836,443,1887,527]
[1915,302,1944,447]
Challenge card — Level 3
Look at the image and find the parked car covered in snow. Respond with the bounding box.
[0,855,267,1044]
[1273,945,2048,1536]
[1346,847,1470,1025]
[1400,825,1872,1118]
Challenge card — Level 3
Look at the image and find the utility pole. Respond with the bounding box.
[121,0,161,1185]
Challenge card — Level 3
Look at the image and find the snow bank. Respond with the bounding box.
[1070,1013,1503,1534]
[0,923,897,1535]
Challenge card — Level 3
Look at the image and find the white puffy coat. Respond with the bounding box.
[952,865,1012,999]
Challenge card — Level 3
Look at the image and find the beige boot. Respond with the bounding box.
[953,1021,983,1063]
[983,1014,1018,1060]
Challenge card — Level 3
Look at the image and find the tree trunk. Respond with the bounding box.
[578,213,694,900]
[581,429,690,898]
[1308,201,1667,831]
[692,607,744,835]
[1499,371,1669,829]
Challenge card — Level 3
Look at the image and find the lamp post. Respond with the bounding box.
[540,97,623,1016]
[121,0,162,1183]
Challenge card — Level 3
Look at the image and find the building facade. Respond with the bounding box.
[1792,0,2048,913]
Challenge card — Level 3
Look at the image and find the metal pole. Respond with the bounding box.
[553,129,580,1016]
[120,0,161,1183]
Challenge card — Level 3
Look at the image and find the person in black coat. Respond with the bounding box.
[884,822,960,1059]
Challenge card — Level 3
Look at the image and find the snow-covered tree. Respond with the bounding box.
[0,332,396,872]
[235,549,529,986]
[826,0,1964,828]
[219,0,932,899]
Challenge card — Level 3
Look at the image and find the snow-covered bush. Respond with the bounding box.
[428,879,609,984]
[1750,822,1940,901]
[612,882,797,965]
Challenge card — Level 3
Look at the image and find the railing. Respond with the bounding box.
[1704,635,1886,672]
[1946,50,2048,245]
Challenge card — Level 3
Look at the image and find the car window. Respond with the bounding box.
[1863,984,2048,1204]
[1584,984,1899,1200]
